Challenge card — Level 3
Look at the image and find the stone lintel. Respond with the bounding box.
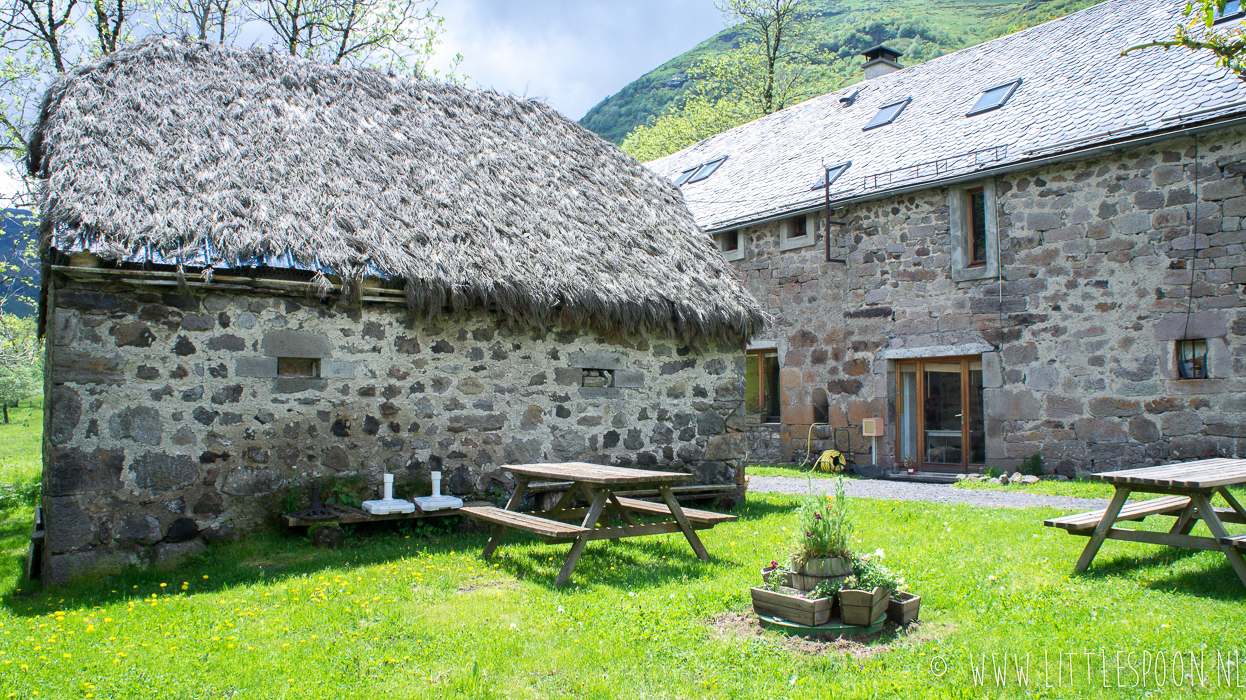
[320,360,357,379]
[578,387,622,399]
[235,357,278,378]
[272,378,328,394]
[878,342,994,361]
[613,371,645,388]
[566,352,625,370]
[261,330,333,358]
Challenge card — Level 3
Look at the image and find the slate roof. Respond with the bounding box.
[648,0,1246,231]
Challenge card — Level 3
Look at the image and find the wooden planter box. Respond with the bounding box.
[887,591,921,625]
[750,587,832,627]
[839,586,889,626]
[787,556,851,592]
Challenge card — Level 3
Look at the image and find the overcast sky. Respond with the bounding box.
[0,1,725,205]
[436,0,724,120]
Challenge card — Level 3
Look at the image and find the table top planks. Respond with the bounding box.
[1089,458,1246,489]
[502,462,692,485]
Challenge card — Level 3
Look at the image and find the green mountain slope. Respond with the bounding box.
[580,0,1101,145]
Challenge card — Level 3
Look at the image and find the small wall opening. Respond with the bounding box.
[278,357,321,378]
[582,369,614,387]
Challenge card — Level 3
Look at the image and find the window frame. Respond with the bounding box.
[687,156,728,184]
[779,212,818,251]
[863,97,911,131]
[949,180,999,282]
[894,355,985,472]
[673,167,699,186]
[715,229,743,261]
[966,186,987,267]
[1175,339,1210,379]
[966,79,1022,117]
[746,349,781,424]
[1215,0,1244,24]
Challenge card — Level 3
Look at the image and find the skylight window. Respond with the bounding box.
[967,79,1021,116]
[863,98,910,131]
[673,168,698,186]
[1216,0,1244,23]
[810,161,852,190]
[672,156,728,186]
[688,156,728,183]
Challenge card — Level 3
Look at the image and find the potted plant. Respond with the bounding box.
[750,569,836,627]
[839,551,899,626]
[887,590,922,625]
[760,560,789,586]
[787,477,854,592]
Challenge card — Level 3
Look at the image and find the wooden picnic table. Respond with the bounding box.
[461,462,737,585]
[1044,458,1246,587]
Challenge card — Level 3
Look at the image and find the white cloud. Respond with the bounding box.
[435,0,723,120]
[0,163,30,211]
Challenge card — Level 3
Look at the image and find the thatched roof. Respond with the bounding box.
[30,37,765,346]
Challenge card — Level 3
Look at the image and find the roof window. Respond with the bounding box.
[967,79,1021,116]
[1215,0,1244,23]
[810,161,852,190]
[863,98,910,131]
[673,156,728,186]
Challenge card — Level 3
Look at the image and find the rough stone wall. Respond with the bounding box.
[733,125,1246,475]
[42,281,748,582]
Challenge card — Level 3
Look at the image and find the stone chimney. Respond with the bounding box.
[861,45,902,80]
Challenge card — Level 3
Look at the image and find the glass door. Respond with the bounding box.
[923,362,964,467]
[897,366,918,466]
[894,356,984,472]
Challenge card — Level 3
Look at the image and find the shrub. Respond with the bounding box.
[1021,453,1043,476]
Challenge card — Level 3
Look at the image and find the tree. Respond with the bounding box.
[621,56,767,162]
[622,0,824,161]
[253,0,457,74]
[0,313,40,423]
[717,0,820,115]
[1122,0,1246,75]
[154,0,241,43]
[0,0,143,164]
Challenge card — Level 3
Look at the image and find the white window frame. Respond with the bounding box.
[949,180,999,282]
[779,212,818,252]
[714,229,744,261]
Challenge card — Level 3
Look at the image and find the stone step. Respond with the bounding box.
[880,471,962,485]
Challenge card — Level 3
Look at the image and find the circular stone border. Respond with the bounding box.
[757,613,886,638]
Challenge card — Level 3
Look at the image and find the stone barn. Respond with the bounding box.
[649,0,1246,477]
[29,38,766,583]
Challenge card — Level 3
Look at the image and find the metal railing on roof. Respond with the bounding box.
[857,144,1009,193]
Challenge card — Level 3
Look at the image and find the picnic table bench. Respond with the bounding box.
[1043,458,1246,587]
[462,462,738,585]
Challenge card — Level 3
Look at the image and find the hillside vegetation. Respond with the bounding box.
[581,0,1102,147]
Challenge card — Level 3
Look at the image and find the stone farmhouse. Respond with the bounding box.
[30,38,765,582]
[648,0,1246,476]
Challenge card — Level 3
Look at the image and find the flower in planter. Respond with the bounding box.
[792,476,855,565]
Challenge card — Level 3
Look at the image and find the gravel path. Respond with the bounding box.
[749,476,1109,511]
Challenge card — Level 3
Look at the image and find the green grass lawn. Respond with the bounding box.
[0,397,42,487]
[952,476,1117,500]
[2,412,1245,698]
[746,463,853,479]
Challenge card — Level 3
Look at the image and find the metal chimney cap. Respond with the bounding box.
[862,45,902,62]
